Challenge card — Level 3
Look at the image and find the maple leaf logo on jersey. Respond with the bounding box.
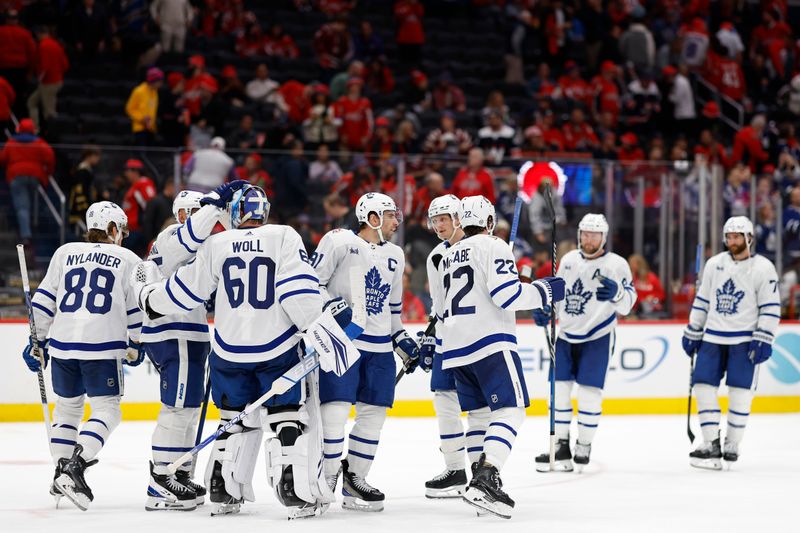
[715,278,745,315]
[365,266,390,316]
[564,278,592,316]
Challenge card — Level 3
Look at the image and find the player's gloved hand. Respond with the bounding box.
[22,336,48,372]
[596,276,622,302]
[324,297,353,330]
[416,331,436,372]
[200,180,249,208]
[533,305,551,327]
[532,276,566,306]
[749,329,774,364]
[131,260,164,320]
[124,339,145,367]
[682,325,704,356]
[393,330,419,374]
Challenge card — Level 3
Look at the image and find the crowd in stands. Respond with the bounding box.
[2,0,800,317]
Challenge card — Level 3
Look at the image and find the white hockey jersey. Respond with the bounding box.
[436,234,548,369]
[556,250,637,343]
[146,225,323,364]
[141,205,220,343]
[313,229,404,354]
[426,240,449,356]
[31,242,143,360]
[689,252,780,345]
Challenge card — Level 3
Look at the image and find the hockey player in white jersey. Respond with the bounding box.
[682,216,780,469]
[21,201,146,511]
[135,184,354,518]
[141,183,246,511]
[534,213,637,472]
[435,195,565,518]
[313,192,420,512]
[417,194,489,498]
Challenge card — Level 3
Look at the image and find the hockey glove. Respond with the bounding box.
[393,330,419,374]
[749,329,774,364]
[532,276,566,306]
[199,179,249,208]
[681,325,704,356]
[596,276,622,302]
[324,297,353,330]
[124,339,145,367]
[416,331,436,372]
[533,305,552,327]
[22,336,48,372]
[131,260,164,321]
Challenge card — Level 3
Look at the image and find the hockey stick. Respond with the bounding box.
[17,244,52,442]
[687,244,703,445]
[190,365,212,477]
[543,184,557,468]
[509,195,523,252]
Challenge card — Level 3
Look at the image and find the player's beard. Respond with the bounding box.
[581,243,600,257]
[728,241,747,256]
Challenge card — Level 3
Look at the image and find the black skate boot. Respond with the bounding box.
[209,460,243,516]
[146,462,197,511]
[54,445,93,511]
[722,438,739,464]
[573,441,592,471]
[341,459,384,512]
[175,470,206,505]
[425,468,468,499]
[690,434,722,470]
[535,438,574,472]
[462,454,514,519]
[50,458,69,501]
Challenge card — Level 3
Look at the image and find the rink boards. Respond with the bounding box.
[1,320,799,421]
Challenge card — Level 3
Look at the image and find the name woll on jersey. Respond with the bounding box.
[436,234,548,369]
[31,242,143,360]
[689,252,780,345]
[146,224,323,364]
[556,250,636,343]
[313,229,404,354]
[141,205,221,343]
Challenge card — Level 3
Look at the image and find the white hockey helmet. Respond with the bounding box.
[229,184,270,228]
[356,192,402,226]
[427,194,461,234]
[458,195,496,234]
[577,213,609,251]
[172,189,203,221]
[86,201,129,244]
[210,136,226,150]
[723,215,754,248]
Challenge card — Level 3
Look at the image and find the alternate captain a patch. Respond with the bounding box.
[365,266,390,316]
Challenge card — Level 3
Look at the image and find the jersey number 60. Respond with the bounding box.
[222,257,276,309]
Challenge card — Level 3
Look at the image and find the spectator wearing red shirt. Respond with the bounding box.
[749,8,791,60]
[0,9,36,116]
[695,128,731,168]
[378,159,416,216]
[313,16,353,80]
[411,171,447,223]
[279,80,312,125]
[334,77,373,151]
[618,132,645,161]
[236,152,273,197]
[539,111,566,151]
[451,148,496,203]
[592,60,621,124]
[0,118,54,244]
[562,108,600,151]
[628,254,665,315]
[121,158,156,256]
[27,27,68,131]
[263,24,299,60]
[556,60,592,109]
[401,270,426,321]
[184,55,218,118]
[333,156,376,207]
[0,74,15,133]
[431,71,466,112]
[394,0,424,67]
[365,56,395,95]
[366,116,394,160]
[731,114,769,171]
[236,22,266,58]
[704,40,746,101]
[319,0,356,16]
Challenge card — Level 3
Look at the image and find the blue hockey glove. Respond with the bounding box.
[533,305,552,327]
[416,331,436,372]
[749,330,774,364]
[596,276,622,302]
[200,179,249,208]
[532,276,566,305]
[681,325,703,356]
[124,339,145,367]
[22,336,48,372]
[393,330,419,374]
[324,297,352,331]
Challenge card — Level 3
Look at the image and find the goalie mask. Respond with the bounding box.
[229,185,270,228]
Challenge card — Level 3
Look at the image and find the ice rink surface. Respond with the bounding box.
[1,415,797,533]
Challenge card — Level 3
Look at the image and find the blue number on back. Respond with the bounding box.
[59,267,115,314]
[442,265,476,318]
[222,257,276,309]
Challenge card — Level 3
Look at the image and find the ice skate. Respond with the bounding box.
[175,470,206,506]
[535,438,574,472]
[208,461,242,516]
[53,445,93,511]
[573,441,591,473]
[723,438,739,465]
[50,458,69,507]
[462,454,514,519]
[425,468,467,498]
[341,459,384,512]
[145,462,197,511]
[690,435,722,471]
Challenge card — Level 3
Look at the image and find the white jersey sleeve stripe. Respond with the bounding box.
[276,273,320,287]
[500,285,522,309]
[164,278,194,311]
[185,217,205,244]
[32,301,54,317]
[278,288,320,304]
[175,228,196,254]
[214,325,298,353]
[36,288,56,301]
[127,321,142,330]
[126,307,139,315]
[489,279,517,297]
[173,272,205,304]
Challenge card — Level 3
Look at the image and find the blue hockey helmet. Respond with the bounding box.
[229,185,270,228]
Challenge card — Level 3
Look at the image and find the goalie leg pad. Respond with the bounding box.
[220,429,263,502]
[265,432,316,504]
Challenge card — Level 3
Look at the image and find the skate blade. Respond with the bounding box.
[288,503,325,520]
[535,459,574,473]
[54,475,90,512]
[342,495,384,512]
[574,462,588,474]
[462,489,512,519]
[425,485,467,499]
[145,496,197,512]
[690,458,722,471]
[210,502,241,516]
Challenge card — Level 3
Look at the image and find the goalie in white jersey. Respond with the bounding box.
[533,214,636,472]
[141,183,246,511]
[21,201,146,511]
[435,195,565,519]
[312,192,420,512]
[136,185,352,518]
[682,216,780,469]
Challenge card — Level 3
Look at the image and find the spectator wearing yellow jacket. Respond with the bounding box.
[125,67,163,145]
